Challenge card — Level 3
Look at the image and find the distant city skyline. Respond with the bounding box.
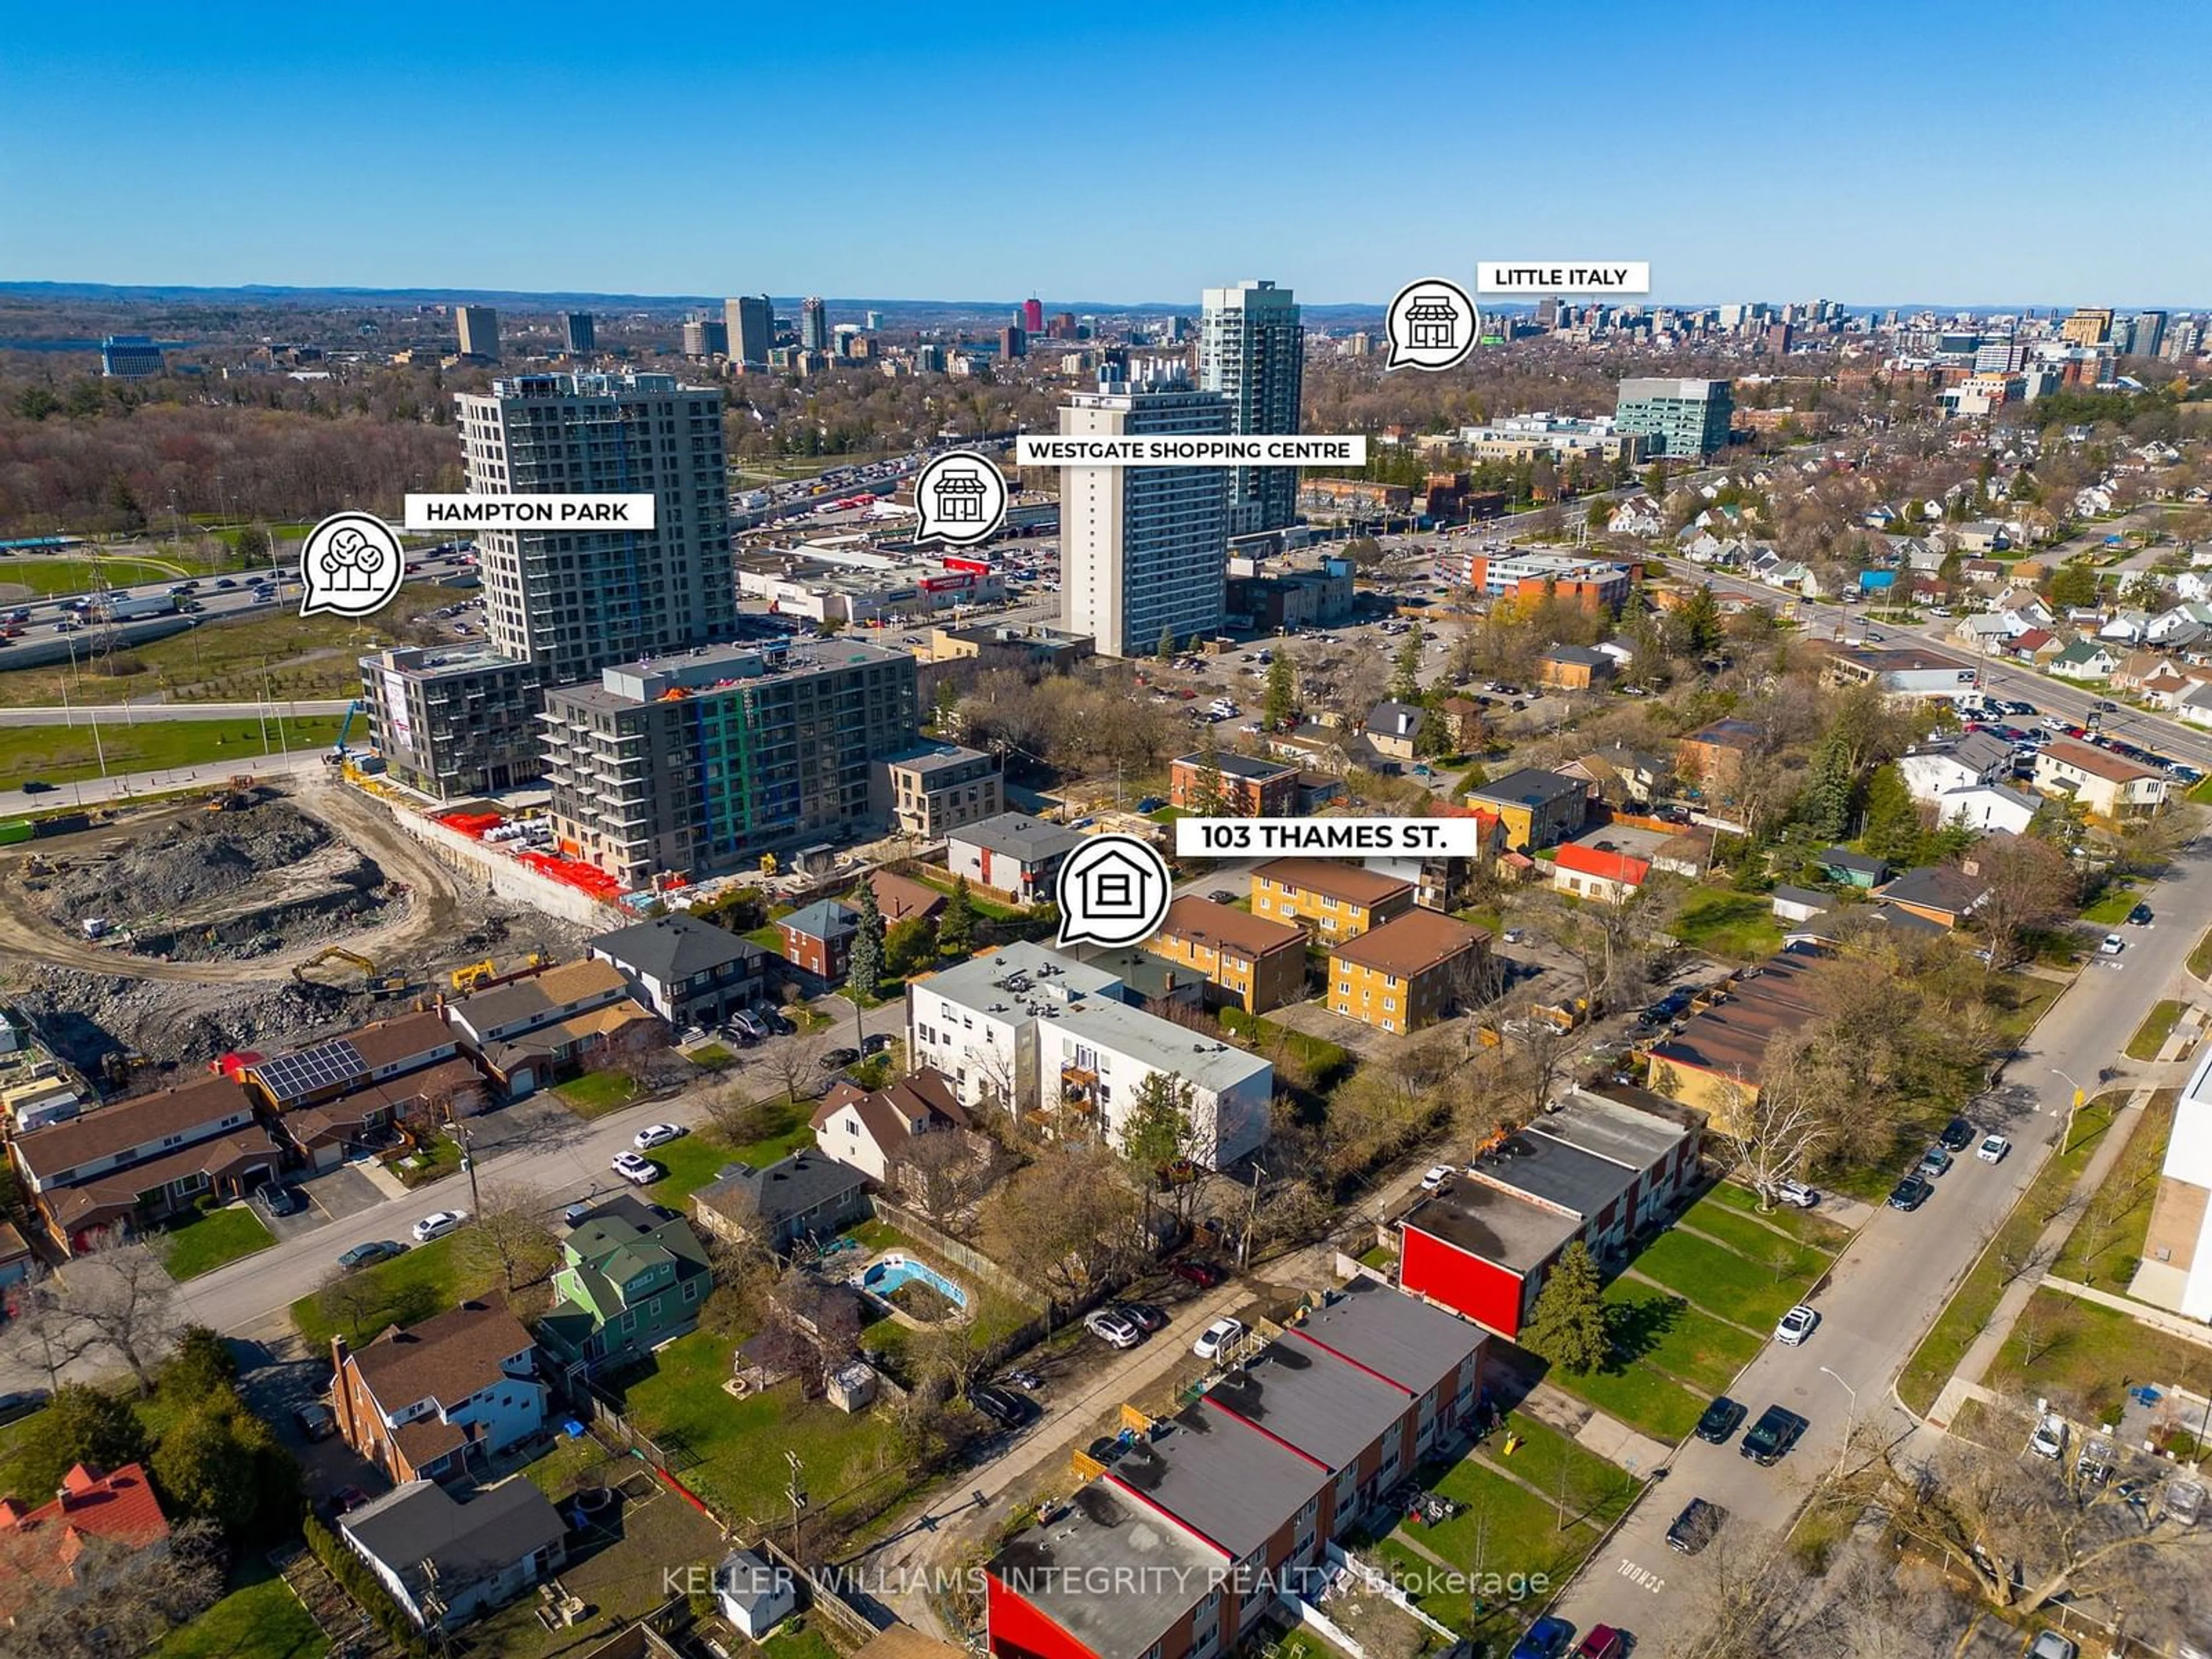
[3,0,2209,306]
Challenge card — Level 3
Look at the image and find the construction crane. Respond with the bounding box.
[290,945,376,986]
[324,699,362,767]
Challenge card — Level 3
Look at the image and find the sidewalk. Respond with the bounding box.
[1943,1088,2152,1403]
[2036,1273,2212,1349]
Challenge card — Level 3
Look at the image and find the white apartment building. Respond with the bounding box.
[1059,368,1232,657]
[1200,279,1304,535]
[906,942,1271,1168]
[2137,1041,2212,1321]
[455,372,734,687]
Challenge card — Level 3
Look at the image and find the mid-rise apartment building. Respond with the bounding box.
[1613,377,1733,458]
[539,640,919,888]
[1147,896,1308,1014]
[1199,279,1304,535]
[1060,368,1232,657]
[1328,909,1489,1033]
[868,743,1003,839]
[359,646,544,800]
[1249,858,1414,941]
[455,372,734,688]
[1444,548,1632,613]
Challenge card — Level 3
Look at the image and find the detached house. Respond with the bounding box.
[588,912,770,1029]
[1897,733,2013,804]
[810,1066,971,1184]
[340,1478,567,1634]
[2034,738,2169,819]
[1551,841,1652,904]
[446,960,660,1098]
[0,1463,170,1624]
[2049,639,2119,680]
[538,1195,713,1372]
[331,1298,548,1485]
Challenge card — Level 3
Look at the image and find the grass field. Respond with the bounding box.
[1479,1412,1642,1525]
[2052,1089,2179,1291]
[1537,1350,1709,1444]
[0,555,190,596]
[1699,1180,1853,1249]
[2194,929,2212,980]
[1674,1198,1834,1281]
[160,1203,277,1281]
[159,1566,326,1659]
[613,1327,908,1529]
[0,714,342,786]
[1672,889,1784,960]
[1628,1228,1821,1329]
[289,1233,473,1349]
[2126,999,2190,1060]
[556,1069,643,1118]
[1896,1093,2127,1415]
[642,1102,816,1204]
[1986,1286,2212,1425]
[0,584,454,707]
[1601,1281,1766,1393]
[2080,879,2142,926]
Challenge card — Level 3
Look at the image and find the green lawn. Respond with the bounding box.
[1986,1286,2212,1426]
[1672,889,1784,960]
[2080,880,2141,926]
[556,1069,643,1118]
[160,1203,276,1281]
[613,1327,908,1529]
[1217,1006,1354,1085]
[389,1133,462,1189]
[290,1233,471,1349]
[1600,1282,1765,1393]
[2191,777,2212,808]
[1698,1180,1853,1249]
[1410,1448,1615,1619]
[1628,1229,1820,1328]
[1896,1093,2127,1414]
[1478,1414,1641,1525]
[688,1042,738,1070]
[2126,999,2190,1061]
[645,1103,816,1205]
[1535,1354,1709,1444]
[0,555,188,596]
[1673,1199,1834,1279]
[159,1566,326,1659]
[2192,928,2212,980]
[0,715,342,786]
[2052,1089,2178,1291]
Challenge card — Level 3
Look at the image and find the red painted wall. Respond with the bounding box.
[1401,1224,1528,1336]
[988,1574,1104,1659]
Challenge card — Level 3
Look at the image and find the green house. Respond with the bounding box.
[538,1195,713,1371]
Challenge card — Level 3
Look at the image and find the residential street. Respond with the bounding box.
[1544,828,2212,1646]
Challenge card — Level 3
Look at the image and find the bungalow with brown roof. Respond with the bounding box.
[445,960,661,1098]
[330,1298,547,1486]
[9,1075,281,1255]
[866,870,948,926]
[277,1055,491,1172]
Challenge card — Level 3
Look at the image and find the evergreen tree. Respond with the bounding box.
[847,879,885,1001]
[1157,623,1177,662]
[1263,653,1298,731]
[1391,629,1425,704]
[1860,763,1923,863]
[1414,709,1452,760]
[939,876,977,956]
[1678,584,1725,656]
[1521,1241,1611,1376]
[1192,727,1230,816]
[1796,731,1855,842]
[22,1384,150,1500]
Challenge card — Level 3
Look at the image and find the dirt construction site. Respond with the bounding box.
[0,775,590,1075]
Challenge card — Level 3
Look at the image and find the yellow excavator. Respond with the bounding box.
[450,959,497,993]
[290,946,376,986]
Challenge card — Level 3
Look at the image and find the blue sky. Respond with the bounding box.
[5,0,2207,308]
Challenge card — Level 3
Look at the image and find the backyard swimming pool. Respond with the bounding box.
[858,1251,970,1309]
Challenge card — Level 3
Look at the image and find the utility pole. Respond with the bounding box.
[1238,1163,1265,1269]
[785,1449,808,1561]
[450,1115,481,1215]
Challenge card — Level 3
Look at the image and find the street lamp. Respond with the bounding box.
[2051,1067,2087,1149]
[1819,1366,1858,1479]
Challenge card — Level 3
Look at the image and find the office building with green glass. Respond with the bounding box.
[1614,377,1734,458]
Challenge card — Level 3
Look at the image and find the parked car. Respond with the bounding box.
[2027,1635,2077,1659]
[1938,1117,1975,1152]
[2029,1414,2067,1460]
[1775,1179,1819,1208]
[1773,1305,1819,1346]
[1509,1615,1577,1659]
[1117,1301,1168,1334]
[966,1384,1036,1430]
[1002,1367,1045,1392]
[2164,1478,2205,1525]
[1421,1165,1456,1192]
[1741,1405,1808,1465]
[1207,889,1237,904]
[1666,1497,1726,1554]
[1978,1134,2012,1164]
[730,1010,767,1041]
[1573,1626,1627,1659]
[1194,1317,1247,1361]
[0,1389,51,1424]
[1888,1174,1933,1211]
[2076,1437,2115,1485]
[19,779,54,794]
[1169,1259,1225,1287]
[2100,933,2126,955]
[410,1211,465,1243]
[820,1047,862,1070]
[752,1004,795,1035]
[634,1123,685,1150]
[2128,903,2153,926]
[610,1151,659,1185]
[338,1240,405,1271]
[1695,1396,1747,1445]
[862,1032,895,1055]
[1919,1144,1954,1178]
[257,1183,305,1218]
[1085,1308,1143,1349]
[294,1402,336,1441]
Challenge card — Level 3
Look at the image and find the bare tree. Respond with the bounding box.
[700,1084,782,1145]
[3,1514,226,1658]
[1715,1051,1837,1211]
[893,1130,997,1224]
[461,1181,562,1291]
[757,1025,831,1108]
[57,1232,180,1396]
[0,1265,92,1387]
[979,1146,1147,1305]
[1964,834,2076,974]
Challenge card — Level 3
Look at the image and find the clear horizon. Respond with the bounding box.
[2,0,2206,308]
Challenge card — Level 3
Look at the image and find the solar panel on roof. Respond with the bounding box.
[256,1038,369,1103]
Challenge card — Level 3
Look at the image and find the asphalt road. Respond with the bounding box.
[1543,836,2210,1647]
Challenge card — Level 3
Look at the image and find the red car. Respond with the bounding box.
[1169,1259,1225,1287]
[1574,1627,1626,1659]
